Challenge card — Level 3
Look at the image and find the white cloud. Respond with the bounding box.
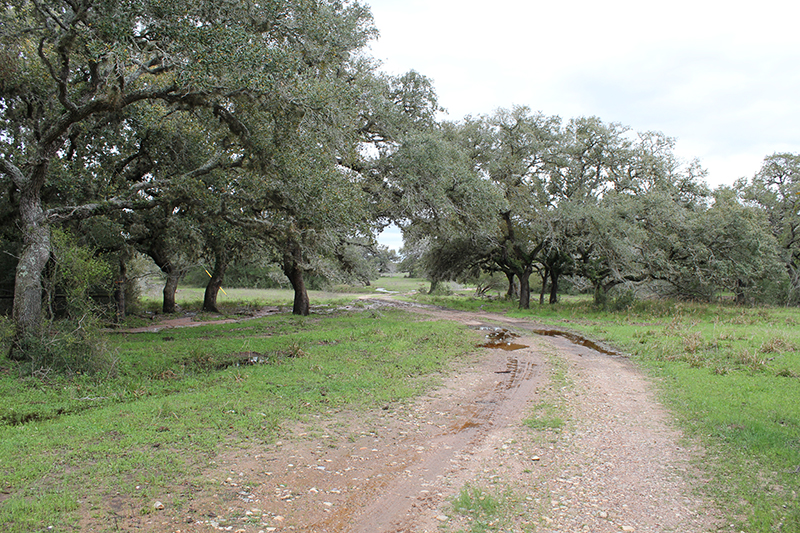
[366,0,800,187]
[376,223,403,252]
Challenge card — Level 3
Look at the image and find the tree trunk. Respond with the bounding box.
[518,269,531,309]
[505,272,517,299]
[162,270,180,314]
[202,274,223,313]
[549,271,560,304]
[114,256,127,322]
[734,279,748,305]
[13,221,50,338]
[283,245,310,316]
[428,280,439,294]
[288,269,310,316]
[203,251,229,313]
[10,162,51,356]
[147,243,182,314]
[593,284,607,308]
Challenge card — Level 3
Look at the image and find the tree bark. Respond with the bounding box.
[549,271,560,304]
[114,256,128,322]
[4,159,51,353]
[13,217,50,344]
[162,271,180,314]
[283,245,310,316]
[203,249,229,313]
[505,272,517,299]
[428,280,439,294]
[518,268,532,309]
[593,284,606,307]
[288,269,310,316]
[202,274,223,314]
[146,239,183,314]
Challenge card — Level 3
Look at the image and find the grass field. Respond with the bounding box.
[0,278,798,531]
[137,273,424,311]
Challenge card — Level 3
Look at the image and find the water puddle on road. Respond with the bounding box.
[531,328,622,356]
[476,325,622,356]
[478,327,528,351]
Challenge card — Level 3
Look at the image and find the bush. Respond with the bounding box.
[425,282,453,296]
[48,229,113,319]
[13,318,117,377]
[609,289,637,311]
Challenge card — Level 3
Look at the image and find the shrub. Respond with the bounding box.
[47,229,113,320]
[13,317,118,377]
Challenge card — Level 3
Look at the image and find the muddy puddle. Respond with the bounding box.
[478,326,621,357]
[531,328,622,356]
[478,327,528,351]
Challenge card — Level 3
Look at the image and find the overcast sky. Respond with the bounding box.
[368,0,800,250]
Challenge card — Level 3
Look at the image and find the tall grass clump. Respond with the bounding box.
[449,484,519,533]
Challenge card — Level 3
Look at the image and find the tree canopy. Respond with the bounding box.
[1,0,384,337]
[395,107,788,308]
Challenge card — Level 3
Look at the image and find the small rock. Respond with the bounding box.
[532,456,540,461]
[436,515,449,522]
[621,527,635,532]
[599,511,609,519]
[153,501,165,510]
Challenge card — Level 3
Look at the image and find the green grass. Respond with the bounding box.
[0,302,479,532]
[447,484,523,533]
[523,355,569,434]
[140,285,370,310]
[414,292,800,533]
[371,272,426,293]
[135,274,424,317]
[523,404,565,432]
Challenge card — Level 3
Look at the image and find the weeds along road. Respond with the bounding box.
[125,299,722,533]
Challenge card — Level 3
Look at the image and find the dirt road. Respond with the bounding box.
[129,301,722,532]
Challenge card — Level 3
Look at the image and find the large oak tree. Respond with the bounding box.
[0,0,376,346]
